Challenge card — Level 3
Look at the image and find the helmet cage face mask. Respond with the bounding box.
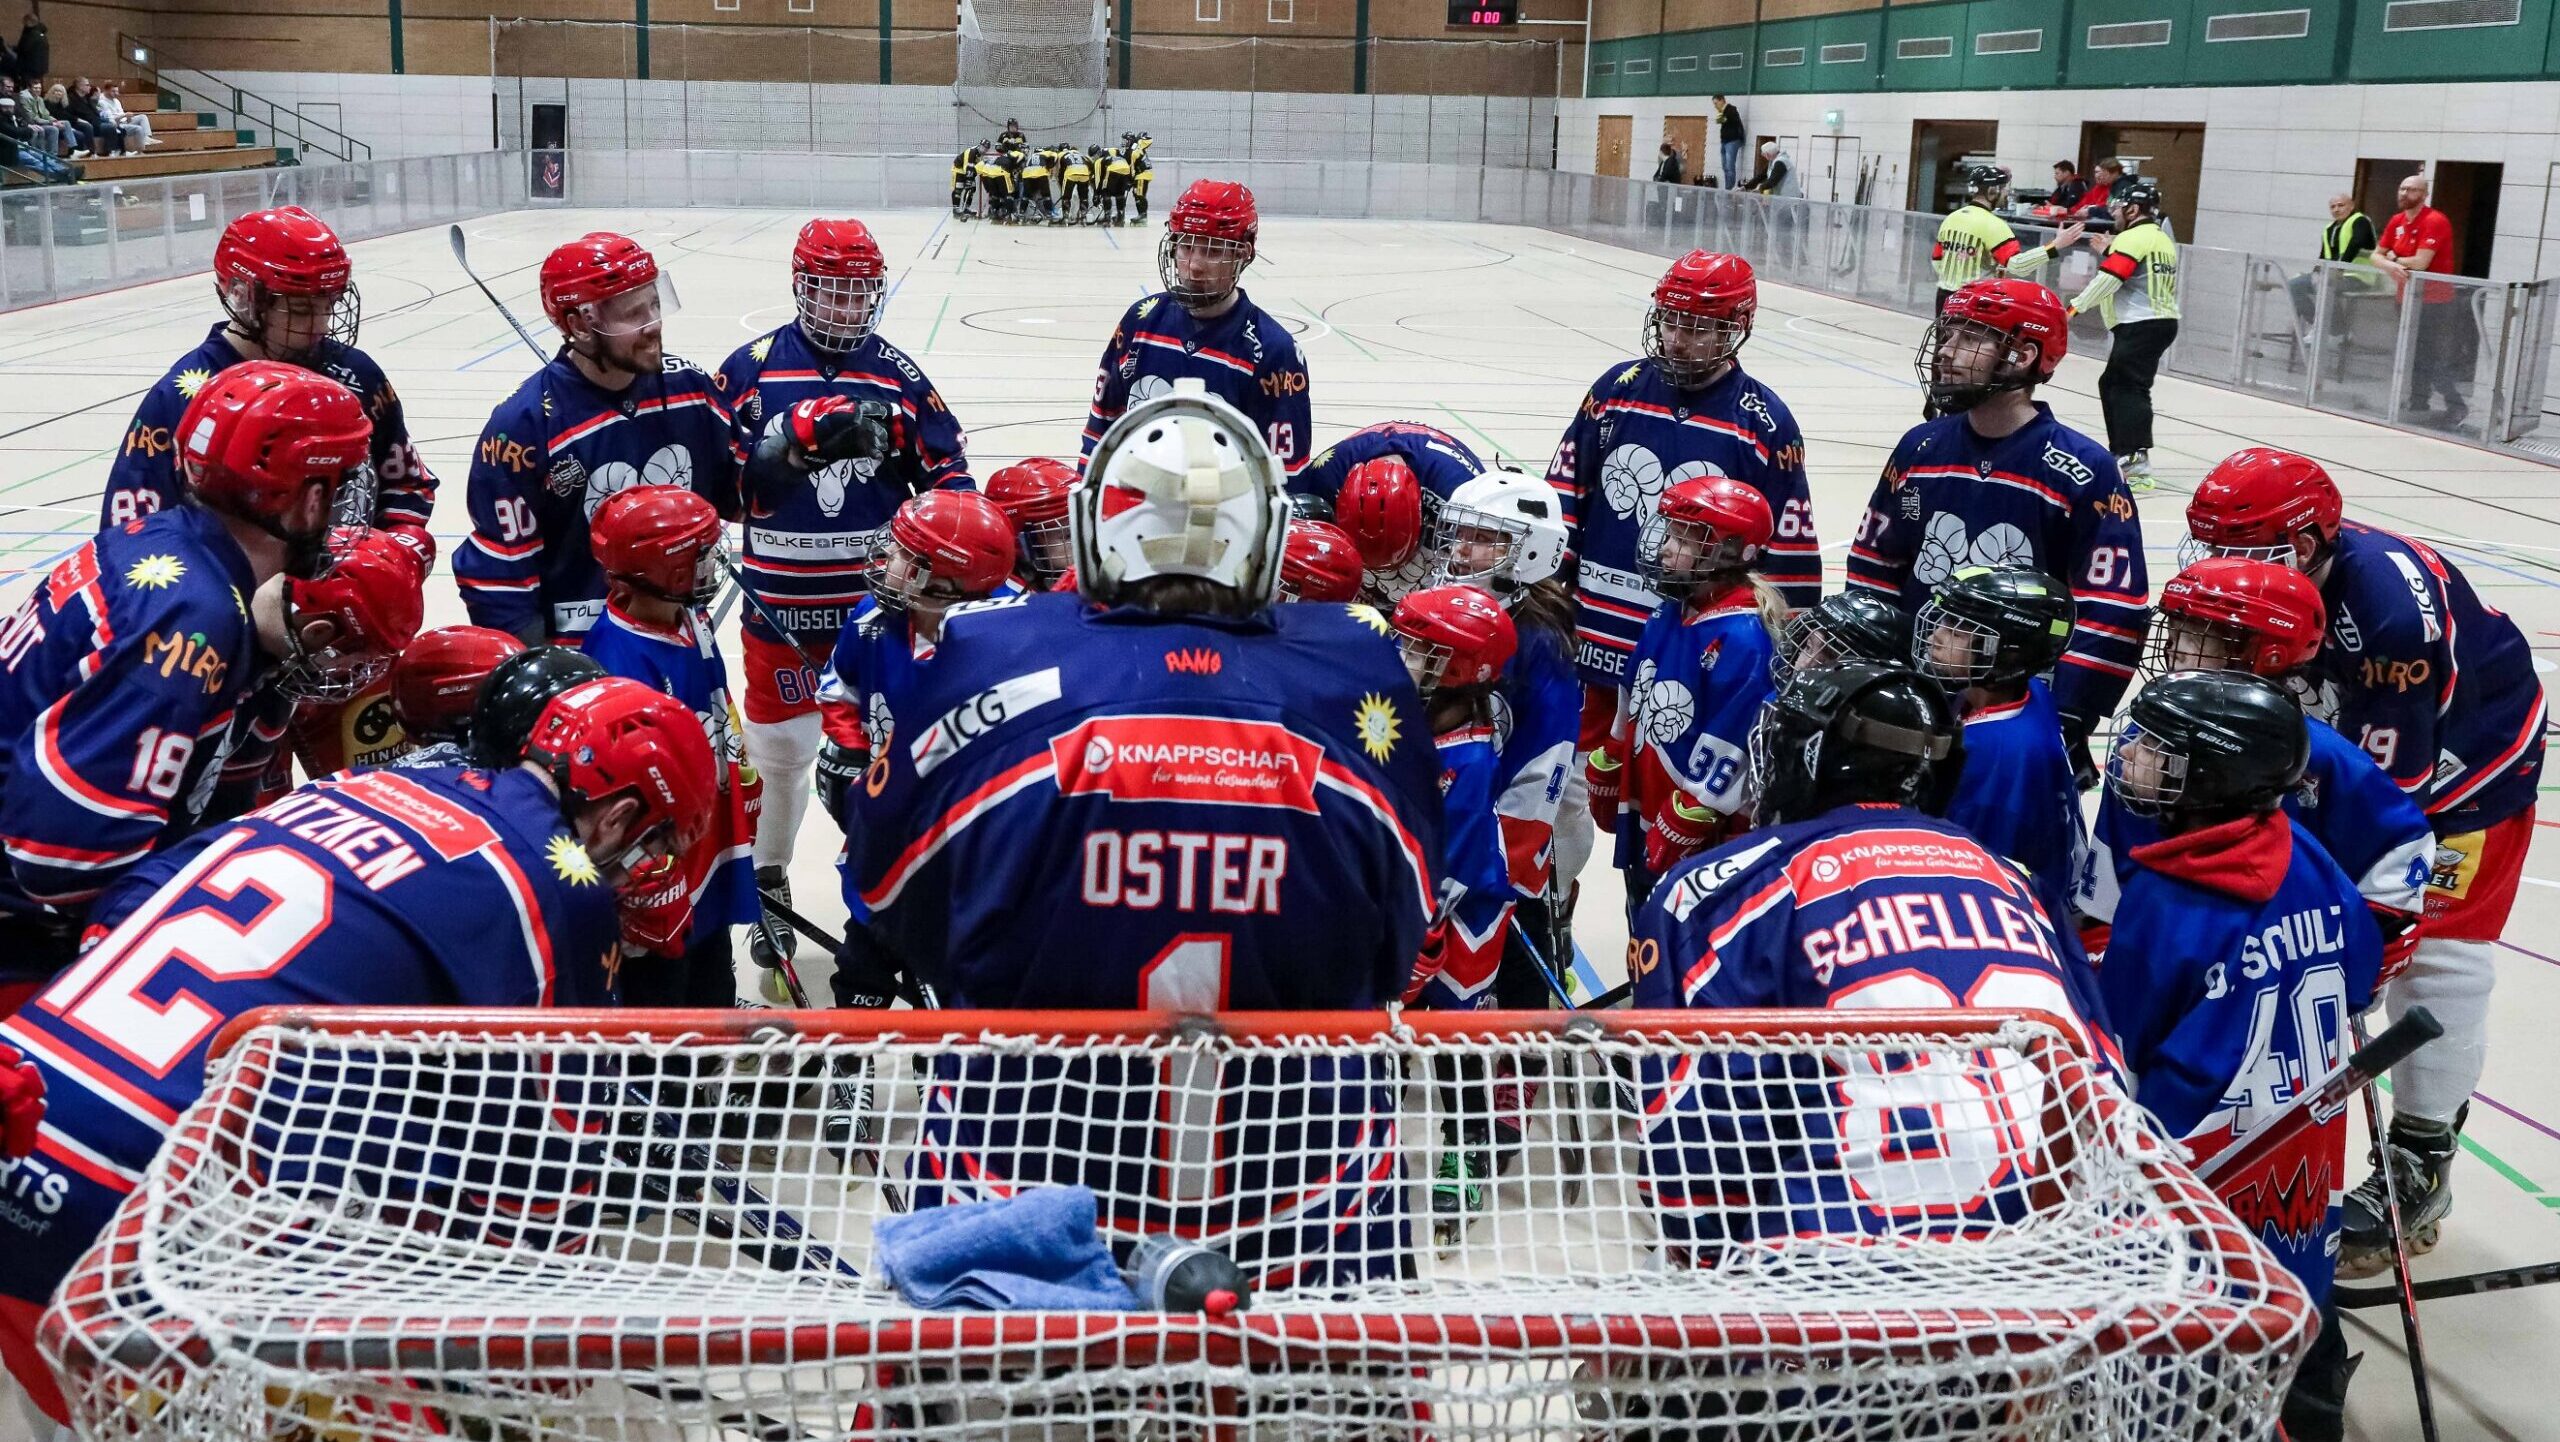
[2143,611,2254,680]
[1642,514,1756,596]
[221,276,361,361]
[276,593,395,703]
[1399,634,1453,696]
[1426,504,1529,592]
[2106,721,2190,818]
[1016,516,1074,585]
[2179,533,2302,570]
[1919,315,2043,412]
[794,270,886,352]
[1644,306,1749,389]
[1913,598,2006,687]
[1158,232,1252,309]
[870,536,972,617]
[1773,612,1849,689]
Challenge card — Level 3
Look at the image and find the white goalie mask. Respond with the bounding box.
[1428,467,1570,596]
[1072,379,1288,607]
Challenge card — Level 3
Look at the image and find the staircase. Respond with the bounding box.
[73,90,284,184]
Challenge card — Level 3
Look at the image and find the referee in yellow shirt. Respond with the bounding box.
[1927,165,2083,416]
[2066,178,2179,490]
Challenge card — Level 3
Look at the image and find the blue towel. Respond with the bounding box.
[873,1185,1139,1311]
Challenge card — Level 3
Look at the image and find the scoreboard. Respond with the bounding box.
[1449,0,1518,26]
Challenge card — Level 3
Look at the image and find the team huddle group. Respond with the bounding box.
[951,122,1155,227]
[0,172,2533,1434]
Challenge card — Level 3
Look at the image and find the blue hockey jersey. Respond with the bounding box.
[2301,521,2545,834]
[2078,714,2433,933]
[1492,623,1579,898]
[1628,805,2111,1251]
[0,765,622,1310]
[578,605,759,940]
[1942,680,2084,930]
[717,323,972,646]
[2102,812,2381,1307]
[1609,588,1777,869]
[0,508,268,928]
[1845,405,2149,726]
[103,326,436,534]
[1413,723,1509,1011]
[1289,421,1483,507]
[1545,359,1816,685]
[1082,290,1311,480]
[453,353,739,641]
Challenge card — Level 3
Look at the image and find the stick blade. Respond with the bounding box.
[447,222,469,265]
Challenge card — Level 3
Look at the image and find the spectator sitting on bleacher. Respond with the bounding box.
[0,78,72,182]
[99,82,153,149]
[12,75,69,157]
[64,79,121,157]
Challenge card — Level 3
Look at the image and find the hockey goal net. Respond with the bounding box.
[955,0,1109,145]
[45,1007,2311,1441]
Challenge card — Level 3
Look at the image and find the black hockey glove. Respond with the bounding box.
[816,738,866,823]
[2058,711,2103,793]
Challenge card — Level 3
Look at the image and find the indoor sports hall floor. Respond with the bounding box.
[3,204,2557,1438]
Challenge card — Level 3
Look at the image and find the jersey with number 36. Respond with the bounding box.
[1628,804,2112,1253]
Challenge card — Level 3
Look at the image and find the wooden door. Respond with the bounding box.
[1662,115,1708,185]
[2082,122,2206,233]
[1597,114,1632,179]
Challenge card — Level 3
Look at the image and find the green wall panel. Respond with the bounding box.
[2070,0,2193,88]
[1658,24,1756,96]
[2351,0,2550,82]
[1589,35,1664,98]
[1753,16,1821,94]
[1882,2,1969,90]
[1964,0,2065,88]
[1811,9,1886,91]
[2185,2,2341,86]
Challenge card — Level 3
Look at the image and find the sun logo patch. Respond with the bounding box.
[1345,603,1392,637]
[173,367,214,400]
[750,336,773,363]
[1354,692,1402,763]
[124,554,185,589]
[547,834,600,886]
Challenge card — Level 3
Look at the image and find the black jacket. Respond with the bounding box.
[11,21,44,83]
[1717,104,1744,143]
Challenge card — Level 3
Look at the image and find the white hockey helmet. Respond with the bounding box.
[1428,467,1569,596]
[1072,379,1288,607]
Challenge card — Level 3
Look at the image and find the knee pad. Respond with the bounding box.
[745,714,823,870]
[2384,935,2498,1125]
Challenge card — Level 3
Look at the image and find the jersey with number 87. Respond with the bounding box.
[1628,804,2114,1255]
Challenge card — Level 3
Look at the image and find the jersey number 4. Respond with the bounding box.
[36,835,332,1079]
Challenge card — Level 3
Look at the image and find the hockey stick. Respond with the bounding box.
[612,1094,863,1282]
[2336,1257,2560,1308]
[2355,1013,2443,1442]
[446,223,552,364]
[1506,914,1636,1012]
[751,884,823,1009]
[2193,1008,2443,1189]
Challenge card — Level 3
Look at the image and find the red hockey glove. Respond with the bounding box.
[617,857,695,960]
[1584,744,1624,827]
[785,396,903,467]
[382,523,437,572]
[1645,794,1721,876]
[0,1046,44,1160]
[2372,904,2422,987]
[1402,920,1452,1006]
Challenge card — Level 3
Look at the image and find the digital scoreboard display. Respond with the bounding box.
[1449,0,1519,26]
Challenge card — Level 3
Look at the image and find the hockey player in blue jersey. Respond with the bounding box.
[847,382,1441,1287]
[1628,660,2110,1255]
[1545,251,1818,700]
[1771,589,1915,690]
[1589,476,1782,905]
[2076,557,2432,975]
[1291,420,1484,516]
[1912,565,2085,931]
[579,487,759,1006]
[103,207,437,552]
[0,362,376,991]
[717,219,976,971]
[1845,277,2149,777]
[454,232,739,647]
[2185,446,2543,1275]
[0,677,715,1425]
[2100,668,2381,1435]
[1082,181,1312,483]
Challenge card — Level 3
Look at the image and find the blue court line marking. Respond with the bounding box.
[458,333,536,372]
[917,215,948,257]
[1101,225,1121,252]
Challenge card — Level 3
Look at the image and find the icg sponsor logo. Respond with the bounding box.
[1051,715,1324,813]
[910,666,1065,778]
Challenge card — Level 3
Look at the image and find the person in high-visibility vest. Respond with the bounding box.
[2291,192,2380,329]
[2066,177,2180,491]
[1925,165,2083,418]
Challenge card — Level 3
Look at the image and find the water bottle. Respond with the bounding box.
[1123,1235,1249,1315]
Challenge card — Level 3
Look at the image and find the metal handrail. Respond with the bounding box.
[115,32,374,163]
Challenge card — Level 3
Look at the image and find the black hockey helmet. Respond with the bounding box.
[1914,565,2074,689]
[1776,590,1917,687]
[2113,177,2162,217]
[470,645,606,768]
[1751,661,1966,825]
[1966,164,2013,201]
[2108,669,2307,820]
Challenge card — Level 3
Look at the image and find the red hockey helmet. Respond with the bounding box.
[2184,447,2343,568]
[1647,250,1756,387]
[213,206,357,357]
[391,625,527,744]
[875,489,1018,613]
[592,485,726,609]
[1647,475,1772,596]
[792,218,888,353]
[524,676,720,882]
[2149,557,2326,680]
[176,360,375,561]
[1919,278,2069,413]
[281,527,429,701]
[1337,456,1424,573]
[1160,180,1258,310]
[540,232,662,333]
[984,458,1077,584]
[1392,584,1518,694]
[1279,519,1365,603]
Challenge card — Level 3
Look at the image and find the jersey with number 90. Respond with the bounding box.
[1628,805,2113,1254]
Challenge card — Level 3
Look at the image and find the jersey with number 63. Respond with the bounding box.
[1627,804,2112,1253]
[1081,290,1310,481]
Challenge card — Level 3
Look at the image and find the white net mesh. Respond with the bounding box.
[957,0,1109,145]
[45,1008,2313,1441]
